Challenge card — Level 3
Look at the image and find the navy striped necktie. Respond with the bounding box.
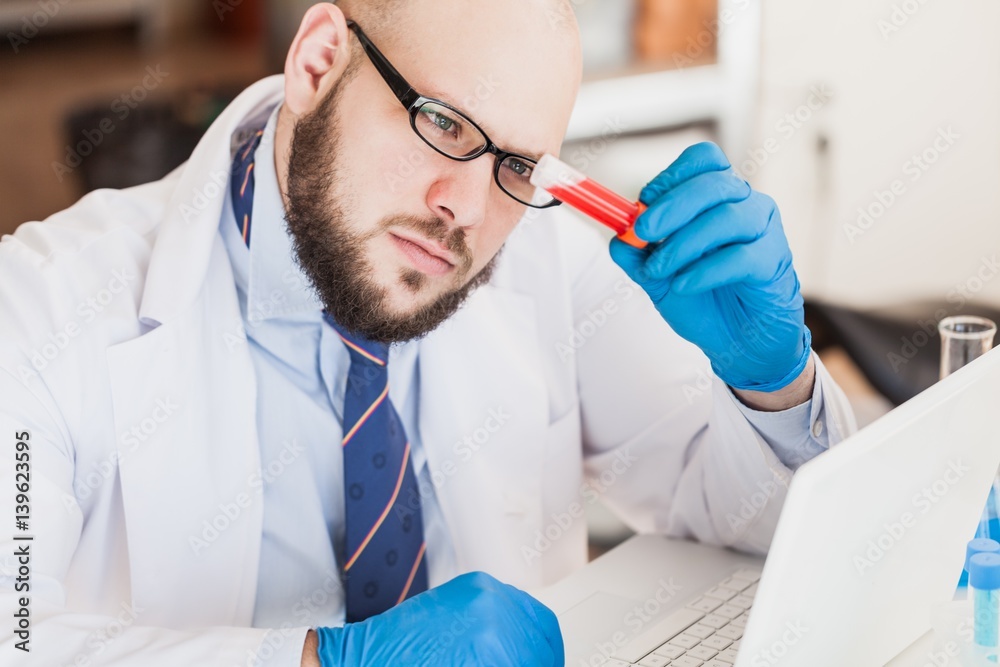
[231,129,429,622]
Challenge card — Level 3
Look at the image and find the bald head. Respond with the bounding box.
[334,0,581,44]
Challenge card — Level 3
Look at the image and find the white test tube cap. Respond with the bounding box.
[530,154,585,191]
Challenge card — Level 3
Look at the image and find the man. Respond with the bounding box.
[0,0,855,665]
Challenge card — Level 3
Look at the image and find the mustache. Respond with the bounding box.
[370,214,475,274]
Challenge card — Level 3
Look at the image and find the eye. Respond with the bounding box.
[502,157,534,181]
[418,107,460,138]
[507,159,528,175]
[431,112,455,132]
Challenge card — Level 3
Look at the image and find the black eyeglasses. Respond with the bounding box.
[346,20,560,209]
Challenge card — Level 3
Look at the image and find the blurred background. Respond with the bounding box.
[2,0,999,551]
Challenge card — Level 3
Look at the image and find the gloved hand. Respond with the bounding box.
[609,142,811,393]
[315,571,564,666]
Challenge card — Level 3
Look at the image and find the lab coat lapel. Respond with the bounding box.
[417,285,551,588]
[106,236,263,627]
[102,77,285,626]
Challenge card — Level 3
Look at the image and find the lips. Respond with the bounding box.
[389,232,456,276]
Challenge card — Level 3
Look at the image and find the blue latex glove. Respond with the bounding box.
[609,142,811,392]
[315,572,564,666]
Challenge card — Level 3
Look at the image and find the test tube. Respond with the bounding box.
[530,154,648,249]
[970,552,1000,659]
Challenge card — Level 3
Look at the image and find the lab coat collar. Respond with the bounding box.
[139,75,286,329]
[230,102,325,323]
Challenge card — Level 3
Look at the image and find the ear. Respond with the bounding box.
[284,3,352,116]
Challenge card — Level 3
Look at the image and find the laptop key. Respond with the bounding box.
[713,651,735,664]
[603,660,632,667]
[652,643,686,659]
[687,645,719,660]
[732,613,749,628]
[704,586,737,601]
[687,596,723,613]
[742,583,758,597]
[716,625,744,640]
[714,604,742,619]
[671,657,705,667]
[729,595,753,610]
[613,607,705,662]
[703,661,731,667]
[717,647,740,662]
[700,635,732,650]
[700,614,728,629]
[637,655,671,667]
[732,568,762,582]
[685,624,715,639]
[718,576,752,592]
[670,633,701,649]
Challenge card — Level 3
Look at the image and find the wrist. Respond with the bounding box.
[301,630,321,667]
[733,353,816,411]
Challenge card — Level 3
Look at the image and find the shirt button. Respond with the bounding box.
[811,420,824,439]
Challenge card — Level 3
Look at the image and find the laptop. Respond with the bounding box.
[536,346,1000,666]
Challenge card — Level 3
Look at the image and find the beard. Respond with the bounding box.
[283,79,499,345]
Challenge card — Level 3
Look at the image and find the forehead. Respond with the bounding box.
[357,3,581,156]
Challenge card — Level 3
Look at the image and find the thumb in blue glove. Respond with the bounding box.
[315,571,564,666]
[609,142,811,393]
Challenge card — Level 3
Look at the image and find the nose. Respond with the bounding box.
[424,151,495,229]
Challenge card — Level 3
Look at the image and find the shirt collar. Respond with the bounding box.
[227,102,324,323]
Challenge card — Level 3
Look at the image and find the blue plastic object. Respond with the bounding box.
[967,539,1000,572]
[972,553,1000,591]
[960,485,1000,588]
[314,572,564,667]
[971,553,1000,653]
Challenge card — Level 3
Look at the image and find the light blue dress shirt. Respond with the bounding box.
[221,105,831,666]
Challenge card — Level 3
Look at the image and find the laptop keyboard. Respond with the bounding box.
[607,567,762,667]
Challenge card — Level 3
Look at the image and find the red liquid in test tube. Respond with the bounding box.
[530,154,648,249]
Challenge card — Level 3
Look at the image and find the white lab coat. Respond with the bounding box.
[0,76,854,665]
